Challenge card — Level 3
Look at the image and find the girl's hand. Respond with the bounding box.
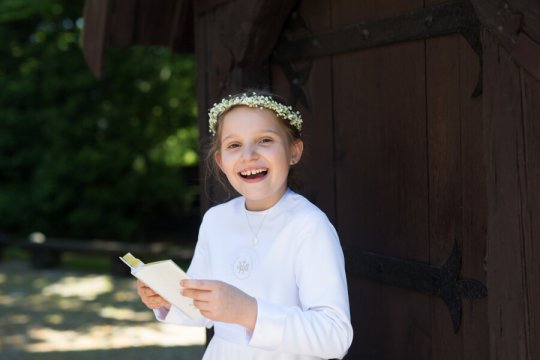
[136,280,171,310]
[181,279,257,331]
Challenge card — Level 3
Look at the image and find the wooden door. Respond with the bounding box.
[475,1,540,358]
[271,1,488,358]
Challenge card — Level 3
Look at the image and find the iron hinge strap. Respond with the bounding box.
[344,240,487,333]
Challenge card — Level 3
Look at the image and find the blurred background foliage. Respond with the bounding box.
[0,0,199,242]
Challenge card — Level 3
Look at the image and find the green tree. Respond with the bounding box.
[0,0,199,241]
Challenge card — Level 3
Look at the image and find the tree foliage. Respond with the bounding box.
[0,0,199,241]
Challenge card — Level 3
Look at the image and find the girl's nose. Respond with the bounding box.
[241,143,259,161]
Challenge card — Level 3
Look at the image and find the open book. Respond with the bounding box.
[120,252,201,320]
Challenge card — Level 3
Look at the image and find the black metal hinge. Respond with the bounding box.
[275,1,481,61]
[274,0,483,104]
[344,240,487,333]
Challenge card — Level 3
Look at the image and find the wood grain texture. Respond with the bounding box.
[82,0,112,78]
[519,63,540,360]
[426,33,488,360]
[484,27,540,360]
[271,0,337,222]
[330,2,430,359]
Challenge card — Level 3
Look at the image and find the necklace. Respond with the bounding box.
[244,207,270,245]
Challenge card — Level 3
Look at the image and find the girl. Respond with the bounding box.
[137,91,353,359]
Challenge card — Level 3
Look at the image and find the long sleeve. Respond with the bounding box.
[248,210,353,359]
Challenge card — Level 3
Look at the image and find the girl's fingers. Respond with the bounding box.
[181,280,218,301]
[136,280,171,310]
[138,283,158,297]
[182,287,212,301]
[144,294,170,308]
[181,279,216,291]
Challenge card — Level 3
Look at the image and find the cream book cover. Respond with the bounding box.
[120,252,201,320]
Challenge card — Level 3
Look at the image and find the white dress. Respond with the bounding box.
[155,189,353,359]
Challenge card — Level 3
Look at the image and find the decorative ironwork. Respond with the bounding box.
[274,0,483,98]
[273,8,314,109]
[344,240,487,333]
[276,1,481,60]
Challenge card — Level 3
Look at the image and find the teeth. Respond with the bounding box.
[241,168,267,176]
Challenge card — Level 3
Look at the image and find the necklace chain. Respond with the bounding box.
[244,207,270,245]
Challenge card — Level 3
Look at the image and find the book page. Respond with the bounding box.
[121,254,201,320]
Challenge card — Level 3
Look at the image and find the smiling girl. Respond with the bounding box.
[137,91,353,359]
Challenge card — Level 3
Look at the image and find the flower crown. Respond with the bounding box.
[208,93,303,136]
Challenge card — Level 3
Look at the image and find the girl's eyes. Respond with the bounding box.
[224,137,273,149]
[259,137,273,144]
[225,142,240,149]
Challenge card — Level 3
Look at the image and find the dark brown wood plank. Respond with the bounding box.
[274,1,480,62]
[271,0,336,222]
[426,34,463,359]
[330,0,423,24]
[507,0,540,19]
[334,40,430,359]
[469,0,540,82]
[194,0,231,15]
[226,0,297,65]
[331,24,429,360]
[331,1,429,358]
[483,28,535,359]
[518,59,540,360]
[425,33,488,360]
[168,0,195,53]
[135,0,184,46]
[456,34,489,360]
[195,6,237,211]
[108,0,136,47]
[82,0,112,78]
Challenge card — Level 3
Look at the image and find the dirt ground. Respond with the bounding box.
[0,260,206,360]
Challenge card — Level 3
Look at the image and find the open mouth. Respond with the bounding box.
[239,168,268,180]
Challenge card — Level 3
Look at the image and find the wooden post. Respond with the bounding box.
[194,0,297,212]
[483,28,540,359]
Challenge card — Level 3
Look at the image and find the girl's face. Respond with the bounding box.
[215,106,303,211]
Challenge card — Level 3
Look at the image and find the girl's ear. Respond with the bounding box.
[214,151,224,171]
[290,139,304,165]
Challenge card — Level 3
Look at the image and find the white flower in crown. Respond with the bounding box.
[207,92,303,136]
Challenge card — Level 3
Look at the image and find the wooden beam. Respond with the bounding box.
[82,0,194,79]
[195,0,231,15]
[82,0,112,79]
[470,0,540,79]
[227,0,299,65]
